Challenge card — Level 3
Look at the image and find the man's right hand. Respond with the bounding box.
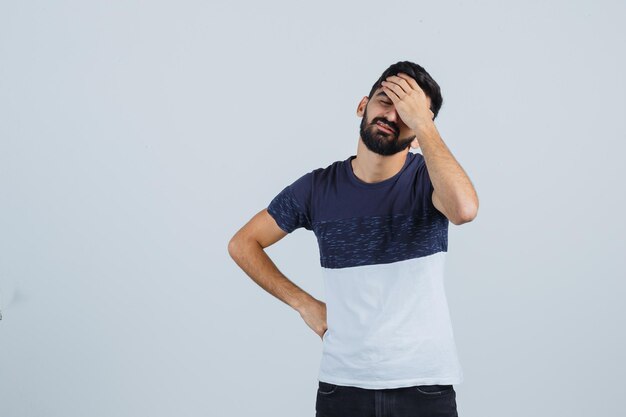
[298,299,327,340]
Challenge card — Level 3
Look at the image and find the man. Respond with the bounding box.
[228,61,478,417]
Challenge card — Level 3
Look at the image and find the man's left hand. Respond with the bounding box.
[381,72,435,142]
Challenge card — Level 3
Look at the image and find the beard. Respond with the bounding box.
[359,107,416,156]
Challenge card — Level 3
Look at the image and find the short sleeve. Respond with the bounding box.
[415,154,443,216]
[267,172,313,233]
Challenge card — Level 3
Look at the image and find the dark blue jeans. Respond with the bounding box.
[315,381,458,417]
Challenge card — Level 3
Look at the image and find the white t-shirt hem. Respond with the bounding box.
[317,372,464,390]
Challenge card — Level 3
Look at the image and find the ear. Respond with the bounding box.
[356,96,368,117]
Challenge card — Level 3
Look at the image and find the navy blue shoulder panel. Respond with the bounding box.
[268,152,448,267]
[267,171,314,233]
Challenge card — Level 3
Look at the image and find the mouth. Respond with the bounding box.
[375,122,396,134]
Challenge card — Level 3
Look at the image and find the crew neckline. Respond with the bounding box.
[346,152,414,189]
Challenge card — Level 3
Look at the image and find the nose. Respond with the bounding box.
[384,108,400,124]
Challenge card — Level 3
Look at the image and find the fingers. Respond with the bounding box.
[381,72,419,102]
[385,73,432,110]
[381,79,407,99]
[381,82,401,102]
[396,72,420,91]
[382,73,413,96]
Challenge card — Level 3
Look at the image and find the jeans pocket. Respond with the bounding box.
[317,381,339,395]
[415,384,454,396]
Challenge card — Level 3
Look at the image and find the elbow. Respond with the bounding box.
[451,201,479,225]
[228,235,243,260]
[228,233,261,260]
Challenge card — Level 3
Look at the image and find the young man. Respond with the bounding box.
[228,61,478,417]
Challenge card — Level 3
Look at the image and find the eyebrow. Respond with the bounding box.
[375,91,390,100]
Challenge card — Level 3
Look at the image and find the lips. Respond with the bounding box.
[376,122,396,134]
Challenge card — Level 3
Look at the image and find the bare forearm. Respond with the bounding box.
[228,238,316,313]
[415,123,478,220]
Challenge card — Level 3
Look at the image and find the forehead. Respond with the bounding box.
[373,89,390,99]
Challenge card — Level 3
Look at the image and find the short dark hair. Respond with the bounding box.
[367,60,443,120]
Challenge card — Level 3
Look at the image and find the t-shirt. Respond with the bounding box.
[266,151,464,389]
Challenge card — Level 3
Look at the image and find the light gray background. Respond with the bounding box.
[1,1,624,416]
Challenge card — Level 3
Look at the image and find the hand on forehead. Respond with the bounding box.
[382,72,432,108]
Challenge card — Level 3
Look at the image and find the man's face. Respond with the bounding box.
[358,86,418,156]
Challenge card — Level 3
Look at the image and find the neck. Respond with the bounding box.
[351,139,410,184]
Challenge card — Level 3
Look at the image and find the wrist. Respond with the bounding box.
[410,120,436,135]
[292,293,316,314]
[412,122,439,143]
